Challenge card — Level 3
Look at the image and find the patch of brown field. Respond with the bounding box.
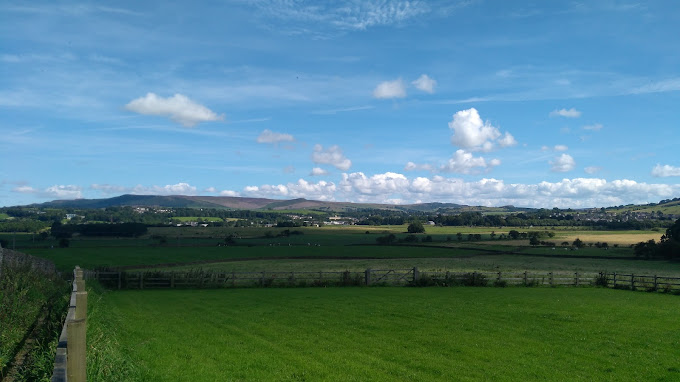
[559,233,663,245]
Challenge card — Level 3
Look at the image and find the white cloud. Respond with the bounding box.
[498,132,517,148]
[312,144,352,171]
[550,154,576,172]
[584,166,602,174]
[242,179,337,201]
[335,173,680,208]
[12,186,37,194]
[310,167,329,176]
[412,74,436,93]
[554,145,568,152]
[583,123,603,131]
[448,108,516,151]
[256,129,294,144]
[125,93,224,127]
[340,172,409,195]
[219,190,240,197]
[549,108,581,118]
[651,164,680,177]
[404,162,434,172]
[44,185,83,199]
[373,78,407,99]
[205,187,217,193]
[439,150,500,174]
[130,182,198,195]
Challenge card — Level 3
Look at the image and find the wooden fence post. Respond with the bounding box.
[654,275,658,290]
[523,271,528,285]
[613,272,617,287]
[365,269,371,286]
[413,267,419,283]
[574,272,579,287]
[497,271,502,284]
[631,273,635,290]
[66,318,86,382]
[140,272,144,290]
[549,272,553,287]
[117,271,122,290]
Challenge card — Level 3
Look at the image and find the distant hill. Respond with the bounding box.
[26,194,486,213]
[605,198,680,215]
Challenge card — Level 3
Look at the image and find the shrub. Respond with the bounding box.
[459,272,488,287]
[594,272,609,287]
[407,221,425,234]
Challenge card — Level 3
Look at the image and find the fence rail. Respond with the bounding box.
[51,266,87,382]
[602,272,680,291]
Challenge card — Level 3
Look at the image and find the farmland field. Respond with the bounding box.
[8,224,678,277]
[92,287,680,381]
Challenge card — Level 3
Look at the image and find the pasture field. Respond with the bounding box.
[171,216,225,222]
[9,224,677,276]
[92,287,680,381]
[144,254,680,276]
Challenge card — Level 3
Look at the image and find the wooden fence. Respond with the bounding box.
[51,266,87,382]
[601,272,680,292]
[83,268,618,289]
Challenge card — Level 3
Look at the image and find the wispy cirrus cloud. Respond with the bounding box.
[256,129,294,144]
[550,108,581,118]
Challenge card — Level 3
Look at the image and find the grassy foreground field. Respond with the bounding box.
[95,287,680,381]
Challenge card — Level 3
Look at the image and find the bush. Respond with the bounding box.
[407,221,425,234]
[594,273,609,287]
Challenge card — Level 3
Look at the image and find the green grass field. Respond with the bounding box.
[92,287,680,381]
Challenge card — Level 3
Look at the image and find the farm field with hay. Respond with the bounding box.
[89,287,680,381]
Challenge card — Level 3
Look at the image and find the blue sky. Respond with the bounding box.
[2,0,680,208]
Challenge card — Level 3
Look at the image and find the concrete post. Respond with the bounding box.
[66,318,86,382]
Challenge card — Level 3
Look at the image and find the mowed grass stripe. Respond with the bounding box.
[101,288,680,381]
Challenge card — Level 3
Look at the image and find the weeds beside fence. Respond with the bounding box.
[0,248,66,380]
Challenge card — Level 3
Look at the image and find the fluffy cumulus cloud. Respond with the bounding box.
[440,150,500,174]
[549,108,581,118]
[242,179,337,200]
[412,74,436,93]
[333,173,680,208]
[651,164,680,177]
[340,172,409,195]
[372,78,407,99]
[448,108,517,151]
[310,167,329,176]
[550,154,576,172]
[312,144,352,171]
[256,129,294,144]
[219,190,240,197]
[125,93,223,127]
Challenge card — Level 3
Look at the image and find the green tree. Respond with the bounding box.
[572,238,584,248]
[407,221,425,234]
